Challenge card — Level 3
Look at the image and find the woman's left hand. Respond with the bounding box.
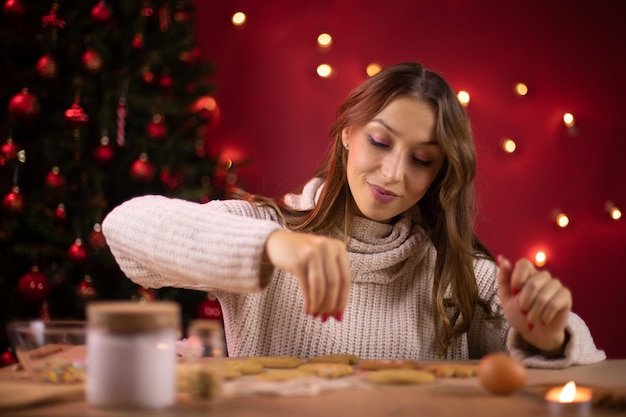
[496,255,572,354]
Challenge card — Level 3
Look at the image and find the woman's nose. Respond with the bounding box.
[380,152,404,182]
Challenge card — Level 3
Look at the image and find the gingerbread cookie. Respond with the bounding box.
[254,369,309,382]
[366,369,435,385]
[307,353,360,365]
[421,363,478,378]
[298,363,354,378]
[248,356,303,369]
[226,359,264,375]
[358,359,419,371]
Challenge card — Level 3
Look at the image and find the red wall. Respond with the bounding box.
[195,0,626,358]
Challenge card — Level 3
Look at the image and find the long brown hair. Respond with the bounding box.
[240,62,494,356]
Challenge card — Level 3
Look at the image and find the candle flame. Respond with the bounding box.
[559,381,577,403]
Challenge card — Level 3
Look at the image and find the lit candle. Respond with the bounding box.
[545,381,592,415]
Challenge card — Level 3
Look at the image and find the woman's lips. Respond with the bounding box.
[369,183,398,203]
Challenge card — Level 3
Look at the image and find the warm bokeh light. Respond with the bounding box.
[555,212,570,228]
[562,112,575,127]
[610,207,622,220]
[605,200,622,220]
[366,63,382,77]
[457,90,470,106]
[514,82,528,96]
[501,138,517,153]
[317,33,332,48]
[231,11,246,26]
[534,251,547,267]
[316,64,333,78]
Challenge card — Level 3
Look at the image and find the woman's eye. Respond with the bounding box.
[411,157,433,167]
[368,135,387,148]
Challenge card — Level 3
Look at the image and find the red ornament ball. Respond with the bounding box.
[90,0,111,21]
[196,298,222,320]
[88,223,107,250]
[1,138,19,161]
[130,153,155,182]
[76,276,96,300]
[146,115,167,140]
[18,267,50,304]
[45,167,64,188]
[3,0,24,16]
[142,69,154,84]
[159,74,174,89]
[1,350,17,367]
[2,187,24,214]
[93,142,114,165]
[132,33,144,49]
[36,55,57,79]
[68,239,88,263]
[160,168,183,191]
[8,89,39,120]
[82,49,103,72]
[54,203,66,221]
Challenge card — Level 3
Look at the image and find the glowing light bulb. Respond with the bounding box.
[457,90,470,107]
[534,251,547,267]
[553,211,570,228]
[366,63,382,77]
[501,138,517,153]
[232,11,246,26]
[514,82,528,96]
[317,33,333,48]
[605,200,622,220]
[316,64,333,78]
[562,112,578,137]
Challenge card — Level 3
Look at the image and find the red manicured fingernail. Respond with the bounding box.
[528,323,534,331]
[520,309,528,316]
[334,311,343,322]
[321,314,329,323]
[512,288,520,295]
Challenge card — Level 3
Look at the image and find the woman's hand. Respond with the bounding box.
[264,230,352,320]
[496,255,572,354]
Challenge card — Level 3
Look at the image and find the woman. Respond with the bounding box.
[102,62,604,367]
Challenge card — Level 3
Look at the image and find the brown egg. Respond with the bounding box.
[477,352,527,395]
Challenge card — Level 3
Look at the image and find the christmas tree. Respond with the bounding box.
[0,0,228,364]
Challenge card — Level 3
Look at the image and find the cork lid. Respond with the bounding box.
[87,301,180,333]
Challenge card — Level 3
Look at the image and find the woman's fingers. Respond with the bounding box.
[499,256,572,352]
[264,230,351,319]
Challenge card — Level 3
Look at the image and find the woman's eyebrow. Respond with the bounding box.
[371,118,438,146]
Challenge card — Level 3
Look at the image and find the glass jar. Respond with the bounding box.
[86,301,180,409]
[186,319,225,402]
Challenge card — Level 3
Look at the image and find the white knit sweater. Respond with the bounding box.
[102,179,605,368]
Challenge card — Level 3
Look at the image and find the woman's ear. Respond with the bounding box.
[341,127,352,148]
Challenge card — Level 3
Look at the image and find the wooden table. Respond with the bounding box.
[1,360,624,417]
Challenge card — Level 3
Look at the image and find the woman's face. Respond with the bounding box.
[342,96,444,223]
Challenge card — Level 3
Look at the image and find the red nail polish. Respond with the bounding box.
[334,311,343,322]
[512,288,520,295]
[528,323,534,331]
[321,314,329,322]
[520,309,528,316]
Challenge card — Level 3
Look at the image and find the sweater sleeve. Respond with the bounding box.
[102,195,282,293]
[507,313,606,369]
[471,258,606,368]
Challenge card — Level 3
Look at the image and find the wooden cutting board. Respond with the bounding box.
[0,381,84,409]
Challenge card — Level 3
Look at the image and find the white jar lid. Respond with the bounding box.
[87,301,180,333]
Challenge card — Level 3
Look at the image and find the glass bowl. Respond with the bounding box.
[7,320,87,383]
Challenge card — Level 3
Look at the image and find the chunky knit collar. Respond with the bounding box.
[285,177,431,285]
